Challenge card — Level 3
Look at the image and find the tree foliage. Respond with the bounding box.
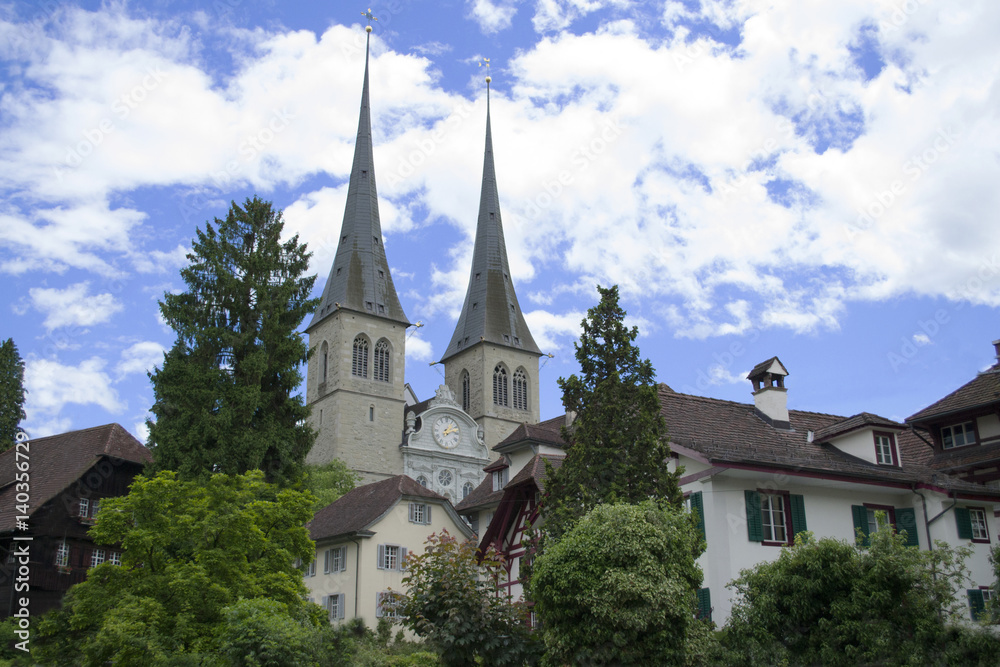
[723,521,996,666]
[305,459,359,511]
[147,196,318,486]
[399,530,539,667]
[34,471,325,666]
[543,285,681,541]
[0,338,26,449]
[529,502,705,666]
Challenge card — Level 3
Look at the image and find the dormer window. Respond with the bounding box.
[942,421,976,449]
[492,466,508,492]
[873,432,898,466]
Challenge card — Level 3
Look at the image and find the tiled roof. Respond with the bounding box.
[812,412,905,443]
[748,356,786,379]
[658,386,997,497]
[507,454,563,492]
[494,417,565,451]
[309,475,445,541]
[454,475,503,513]
[906,365,1000,423]
[0,423,151,533]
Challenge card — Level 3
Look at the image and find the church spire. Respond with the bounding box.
[311,22,408,328]
[441,72,541,362]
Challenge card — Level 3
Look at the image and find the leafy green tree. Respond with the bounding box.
[148,196,319,486]
[34,471,324,666]
[724,521,990,666]
[219,598,334,667]
[399,530,539,667]
[306,459,359,511]
[543,284,681,542]
[529,502,704,666]
[0,338,26,449]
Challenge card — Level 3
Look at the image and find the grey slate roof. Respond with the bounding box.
[440,86,540,362]
[309,33,408,330]
[812,412,905,443]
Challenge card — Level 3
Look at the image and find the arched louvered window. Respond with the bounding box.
[463,482,474,499]
[320,341,329,384]
[374,339,390,383]
[493,365,508,407]
[512,368,528,411]
[352,336,369,378]
[461,371,470,411]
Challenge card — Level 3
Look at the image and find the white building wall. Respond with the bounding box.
[684,461,999,625]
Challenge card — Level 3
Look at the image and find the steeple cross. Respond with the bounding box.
[361,8,378,25]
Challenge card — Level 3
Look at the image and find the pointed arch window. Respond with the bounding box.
[320,341,329,384]
[461,371,470,411]
[352,336,369,378]
[374,339,390,383]
[493,365,508,407]
[512,368,528,411]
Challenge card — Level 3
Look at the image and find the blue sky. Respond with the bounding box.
[2,0,998,442]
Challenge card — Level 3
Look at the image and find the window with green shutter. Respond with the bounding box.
[895,507,919,547]
[955,507,974,540]
[696,587,712,622]
[789,494,807,539]
[968,588,986,621]
[689,491,706,542]
[745,490,763,542]
[852,505,870,545]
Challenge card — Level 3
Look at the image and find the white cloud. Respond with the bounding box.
[23,357,124,428]
[913,333,931,346]
[468,0,519,33]
[28,282,123,330]
[133,420,150,443]
[406,333,434,362]
[523,309,586,352]
[116,341,167,377]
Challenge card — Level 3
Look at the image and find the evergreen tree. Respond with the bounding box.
[543,285,681,541]
[0,338,26,449]
[148,197,318,486]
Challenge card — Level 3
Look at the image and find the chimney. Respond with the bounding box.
[993,339,1000,365]
[747,357,790,429]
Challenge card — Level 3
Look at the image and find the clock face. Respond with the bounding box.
[433,416,460,449]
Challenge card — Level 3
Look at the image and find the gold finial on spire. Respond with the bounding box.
[479,57,491,84]
[362,8,377,33]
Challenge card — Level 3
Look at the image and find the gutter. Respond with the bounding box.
[911,486,958,552]
[350,537,362,619]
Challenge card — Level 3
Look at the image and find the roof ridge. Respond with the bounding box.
[659,386,845,420]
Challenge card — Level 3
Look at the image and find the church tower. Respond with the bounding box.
[305,25,409,481]
[441,75,542,450]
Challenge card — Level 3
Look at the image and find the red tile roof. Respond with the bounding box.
[493,417,565,451]
[309,474,447,541]
[0,423,151,532]
[906,366,1000,423]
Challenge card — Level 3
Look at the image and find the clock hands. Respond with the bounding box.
[442,425,458,437]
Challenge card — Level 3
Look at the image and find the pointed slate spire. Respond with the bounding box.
[441,77,540,362]
[310,25,409,329]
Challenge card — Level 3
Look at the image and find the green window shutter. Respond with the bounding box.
[955,507,973,540]
[745,490,763,542]
[968,589,986,621]
[895,508,919,547]
[789,494,808,538]
[690,491,706,542]
[696,587,712,622]
[852,505,870,545]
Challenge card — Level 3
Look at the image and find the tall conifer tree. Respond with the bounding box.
[0,338,26,449]
[148,197,318,486]
[543,285,682,540]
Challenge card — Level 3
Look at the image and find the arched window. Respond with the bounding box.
[461,371,470,411]
[512,368,528,411]
[463,482,474,499]
[352,336,369,378]
[320,341,329,384]
[373,339,390,383]
[416,475,428,487]
[493,365,508,407]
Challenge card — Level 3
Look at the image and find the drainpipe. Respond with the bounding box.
[350,537,361,620]
[911,486,934,552]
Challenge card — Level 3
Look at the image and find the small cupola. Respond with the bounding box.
[993,339,1000,366]
[748,357,790,429]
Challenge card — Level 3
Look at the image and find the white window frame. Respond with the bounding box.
[970,507,990,541]
[324,546,347,574]
[376,591,402,619]
[409,502,431,525]
[326,593,346,621]
[90,549,105,567]
[78,498,90,517]
[760,493,787,544]
[55,542,69,567]
[492,467,508,492]
[377,544,407,571]
[942,421,976,449]
[109,551,121,566]
[874,433,896,465]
